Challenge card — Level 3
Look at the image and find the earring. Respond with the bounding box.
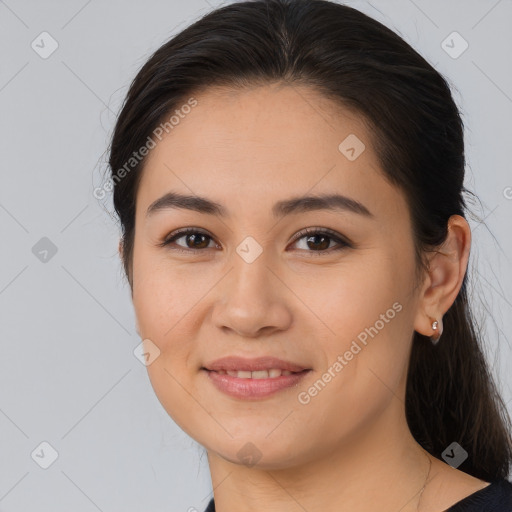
[430,317,443,345]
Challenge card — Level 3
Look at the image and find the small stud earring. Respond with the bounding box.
[430,317,443,345]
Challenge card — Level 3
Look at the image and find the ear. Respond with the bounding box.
[413,214,471,338]
[118,239,123,260]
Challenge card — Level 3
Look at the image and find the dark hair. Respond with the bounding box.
[107,0,512,481]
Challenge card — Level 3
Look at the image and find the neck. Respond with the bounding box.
[206,399,433,512]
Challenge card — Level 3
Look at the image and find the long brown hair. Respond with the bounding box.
[106,0,512,481]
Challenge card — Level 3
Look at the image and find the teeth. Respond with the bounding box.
[252,370,270,379]
[218,368,294,378]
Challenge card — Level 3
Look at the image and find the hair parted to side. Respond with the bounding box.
[107,0,512,481]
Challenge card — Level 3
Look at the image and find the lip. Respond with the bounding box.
[201,356,312,400]
[202,368,311,399]
[203,356,309,373]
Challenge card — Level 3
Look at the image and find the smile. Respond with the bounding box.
[203,368,311,399]
[213,369,296,378]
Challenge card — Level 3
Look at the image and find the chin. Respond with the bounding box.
[202,433,312,470]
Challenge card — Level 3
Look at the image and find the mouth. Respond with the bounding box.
[200,356,312,399]
[201,368,311,400]
[202,355,311,373]
[203,368,308,378]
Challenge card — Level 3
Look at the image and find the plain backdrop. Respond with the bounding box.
[1,0,511,510]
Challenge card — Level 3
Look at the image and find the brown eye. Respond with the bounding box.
[158,227,351,256]
[180,232,211,249]
[159,228,217,252]
[290,228,351,255]
[304,233,330,251]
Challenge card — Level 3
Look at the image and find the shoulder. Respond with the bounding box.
[203,497,215,512]
[447,478,512,511]
[421,457,510,511]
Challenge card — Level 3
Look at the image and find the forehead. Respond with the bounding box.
[136,83,405,223]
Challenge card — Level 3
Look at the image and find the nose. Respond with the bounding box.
[211,250,293,338]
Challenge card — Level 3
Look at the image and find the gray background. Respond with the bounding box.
[1,0,511,510]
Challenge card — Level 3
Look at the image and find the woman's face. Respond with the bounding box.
[130,83,424,468]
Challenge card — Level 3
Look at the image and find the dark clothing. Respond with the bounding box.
[448,479,512,511]
[203,479,512,511]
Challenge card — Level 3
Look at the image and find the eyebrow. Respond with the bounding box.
[145,191,373,219]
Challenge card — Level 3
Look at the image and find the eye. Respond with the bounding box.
[158,228,218,253]
[158,227,351,255]
[289,227,351,256]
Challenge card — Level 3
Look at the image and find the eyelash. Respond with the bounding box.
[157,227,352,256]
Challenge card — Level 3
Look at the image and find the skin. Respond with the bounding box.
[120,83,488,512]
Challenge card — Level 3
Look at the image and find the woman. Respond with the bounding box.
[106,0,512,510]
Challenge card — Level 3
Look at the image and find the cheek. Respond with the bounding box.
[131,263,206,437]
[297,305,411,449]
[304,252,412,403]
[132,251,198,338]
[302,252,403,343]
[132,263,202,406]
